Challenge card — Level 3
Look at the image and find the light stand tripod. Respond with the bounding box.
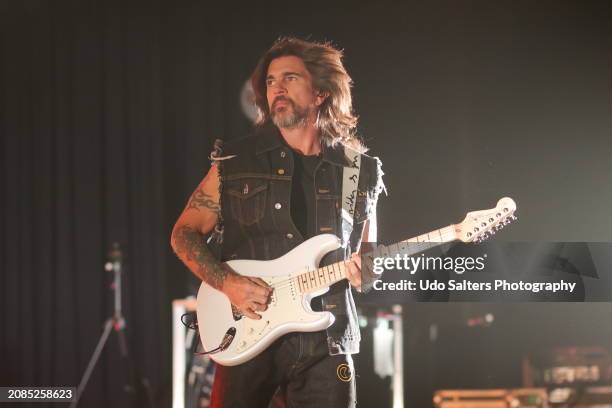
[70,243,150,407]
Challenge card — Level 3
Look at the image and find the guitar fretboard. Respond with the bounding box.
[295,224,457,293]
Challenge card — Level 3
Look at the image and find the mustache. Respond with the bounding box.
[272,96,294,110]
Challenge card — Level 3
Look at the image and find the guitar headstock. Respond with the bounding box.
[456,197,517,243]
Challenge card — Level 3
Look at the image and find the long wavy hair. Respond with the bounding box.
[251,37,363,149]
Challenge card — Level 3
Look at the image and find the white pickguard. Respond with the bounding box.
[196,234,342,366]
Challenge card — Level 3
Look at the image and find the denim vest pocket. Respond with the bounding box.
[226,178,268,226]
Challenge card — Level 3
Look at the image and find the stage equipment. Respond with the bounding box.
[433,388,548,408]
[173,298,215,408]
[173,298,193,408]
[524,346,612,387]
[70,243,151,408]
[549,386,612,406]
[373,306,404,408]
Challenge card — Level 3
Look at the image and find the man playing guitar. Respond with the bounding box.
[171,37,384,407]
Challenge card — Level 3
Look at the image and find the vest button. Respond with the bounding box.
[280,151,286,158]
[274,203,282,210]
[286,233,294,239]
[277,168,285,175]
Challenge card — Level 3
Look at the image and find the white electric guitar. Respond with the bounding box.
[196,197,517,366]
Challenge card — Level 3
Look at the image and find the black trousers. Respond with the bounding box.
[210,331,356,408]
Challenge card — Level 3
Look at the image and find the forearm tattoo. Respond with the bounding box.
[186,187,219,212]
[172,224,230,290]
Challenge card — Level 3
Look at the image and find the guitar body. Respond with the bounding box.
[196,234,342,366]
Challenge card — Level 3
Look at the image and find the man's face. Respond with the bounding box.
[266,56,323,129]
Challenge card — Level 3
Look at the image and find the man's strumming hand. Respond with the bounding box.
[221,271,273,320]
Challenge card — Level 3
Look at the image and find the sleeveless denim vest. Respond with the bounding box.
[214,124,383,355]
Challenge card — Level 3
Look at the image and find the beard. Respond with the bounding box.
[270,97,310,129]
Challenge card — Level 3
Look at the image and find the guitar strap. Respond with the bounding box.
[208,138,236,251]
[340,146,361,249]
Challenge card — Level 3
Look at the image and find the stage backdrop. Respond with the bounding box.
[2,1,611,407]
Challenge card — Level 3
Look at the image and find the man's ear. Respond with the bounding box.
[315,91,329,107]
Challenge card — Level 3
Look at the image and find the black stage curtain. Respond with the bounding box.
[0,1,257,406]
[2,1,612,407]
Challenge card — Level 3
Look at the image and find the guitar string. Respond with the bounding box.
[263,230,457,292]
[265,260,350,292]
[249,217,510,293]
[266,228,457,291]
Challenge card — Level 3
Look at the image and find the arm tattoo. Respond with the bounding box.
[172,224,230,290]
[186,187,219,212]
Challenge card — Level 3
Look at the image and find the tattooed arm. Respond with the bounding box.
[170,163,271,319]
[171,163,225,286]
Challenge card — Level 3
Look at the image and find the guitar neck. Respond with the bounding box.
[295,225,458,293]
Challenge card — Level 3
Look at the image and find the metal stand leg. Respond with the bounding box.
[69,243,153,407]
[69,319,114,408]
